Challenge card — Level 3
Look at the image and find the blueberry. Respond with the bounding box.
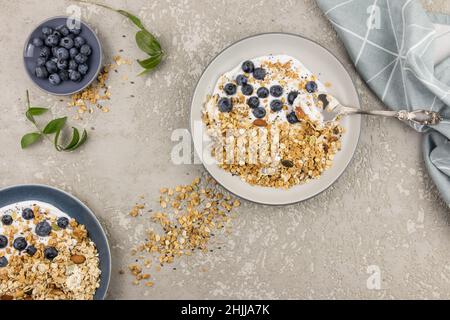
[247,97,260,109]
[35,221,52,237]
[45,60,58,74]
[218,97,233,112]
[1,215,13,226]
[78,63,89,75]
[68,60,78,71]
[270,85,283,97]
[59,70,69,81]
[235,75,248,86]
[45,34,60,47]
[32,37,43,47]
[51,46,59,57]
[49,73,61,86]
[13,237,27,251]
[74,53,88,64]
[35,66,48,79]
[69,70,82,82]
[257,87,269,99]
[287,111,299,124]
[252,107,266,119]
[56,47,69,60]
[56,25,70,37]
[69,47,79,59]
[224,83,237,96]
[253,68,266,80]
[60,37,74,50]
[57,59,68,70]
[22,208,34,220]
[39,46,51,58]
[270,100,283,112]
[287,91,299,105]
[80,44,92,56]
[242,60,255,74]
[50,57,58,64]
[57,217,69,229]
[52,30,62,38]
[42,26,53,36]
[25,245,37,257]
[0,257,7,268]
[69,27,81,35]
[74,36,86,48]
[305,81,318,93]
[36,56,47,67]
[0,235,7,249]
[44,247,58,260]
[241,84,254,96]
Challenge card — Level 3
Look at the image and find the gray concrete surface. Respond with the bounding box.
[1,0,449,299]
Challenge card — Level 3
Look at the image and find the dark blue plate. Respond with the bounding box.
[0,184,111,300]
[23,16,102,96]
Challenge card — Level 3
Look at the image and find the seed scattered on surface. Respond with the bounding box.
[127,175,240,287]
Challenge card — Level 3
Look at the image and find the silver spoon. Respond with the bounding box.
[314,93,442,126]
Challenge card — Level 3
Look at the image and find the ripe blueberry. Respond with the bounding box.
[252,107,266,119]
[22,208,34,220]
[257,87,269,99]
[247,97,260,109]
[241,84,254,96]
[35,221,52,237]
[44,247,58,260]
[13,237,27,251]
[242,60,255,74]
[270,100,283,112]
[49,73,61,85]
[224,83,237,96]
[218,97,233,113]
[270,85,283,97]
[253,68,266,80]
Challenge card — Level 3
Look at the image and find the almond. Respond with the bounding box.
[253,119,267,127]
[295,106,306,120]
[1,295,13,300]
[70,254,86,264]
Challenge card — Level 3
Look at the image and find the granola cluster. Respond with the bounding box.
[0,204,101,300]
[68,64,112,117]
[127,176,240,287]
[202,55,344,188]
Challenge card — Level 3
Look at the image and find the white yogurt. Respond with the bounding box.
[205,54,326,125]
[0,201,73,259]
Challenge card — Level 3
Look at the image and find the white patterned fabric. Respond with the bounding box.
[316,0,450,205]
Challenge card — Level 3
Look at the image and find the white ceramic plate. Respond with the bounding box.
[191,33,361,205]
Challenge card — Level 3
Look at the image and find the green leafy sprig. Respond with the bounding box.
[75,1,164,75]
[21,91,88,152]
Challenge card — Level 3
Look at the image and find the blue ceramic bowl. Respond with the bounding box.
[23,16,102,96]
[0,184,111,300]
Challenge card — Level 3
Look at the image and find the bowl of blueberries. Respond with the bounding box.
[23,16,102,95]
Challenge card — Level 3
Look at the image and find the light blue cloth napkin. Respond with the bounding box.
[316,0,450,206]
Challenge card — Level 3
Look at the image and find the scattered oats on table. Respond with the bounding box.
[127,176,240,287]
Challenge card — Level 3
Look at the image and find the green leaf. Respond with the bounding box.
[64,127,80,151]
[135,30,162,56]
[43,117,67,134]
[26,107,48,124]
[137,54,163,75]
[76,129,88,149]
[117,9,145,30]
[54,129,62,151]
[28,107,48,116]
[25,110,35,124]
[21,132,42,149]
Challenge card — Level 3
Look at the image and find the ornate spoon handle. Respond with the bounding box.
[338,107,442,126]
